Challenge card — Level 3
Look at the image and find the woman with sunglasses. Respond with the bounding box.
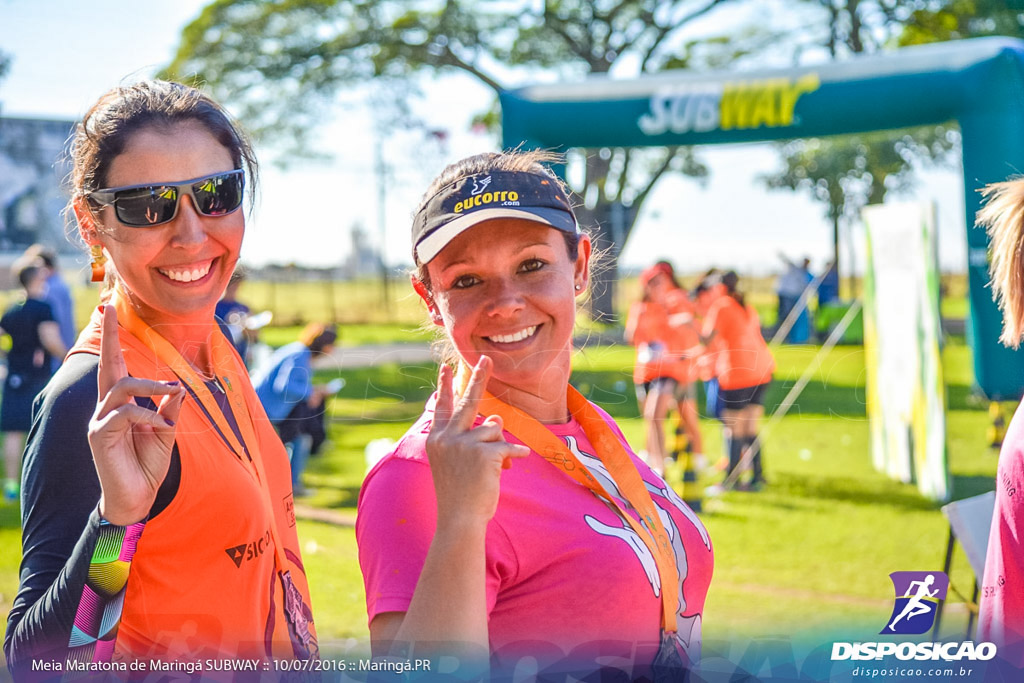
[4,81,317,674]
[356,150,713,680]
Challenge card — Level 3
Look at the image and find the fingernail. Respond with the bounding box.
[163,418,176,427]
[166,380,180,386]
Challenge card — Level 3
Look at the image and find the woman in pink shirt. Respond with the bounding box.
[356,151,713,680]
[976,180,1024,667]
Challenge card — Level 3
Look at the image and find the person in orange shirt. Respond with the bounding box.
[693,271,726,426]
[701,271,774,490]
[625,262,704,473]
[658,263,705,464]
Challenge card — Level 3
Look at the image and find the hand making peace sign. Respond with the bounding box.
[89,306,186,526]
[425,356,530,528]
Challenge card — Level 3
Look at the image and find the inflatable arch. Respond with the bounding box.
[501,36,1024,400]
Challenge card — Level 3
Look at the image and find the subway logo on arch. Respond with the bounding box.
[637,73,820,136]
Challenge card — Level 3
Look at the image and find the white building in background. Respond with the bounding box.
[0,117,76,253]
[0,117,80,286]
[340,223,382,279]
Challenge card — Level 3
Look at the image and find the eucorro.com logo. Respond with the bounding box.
[831,571,996,663]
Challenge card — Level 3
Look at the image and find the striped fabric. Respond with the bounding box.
[64,518,145,675]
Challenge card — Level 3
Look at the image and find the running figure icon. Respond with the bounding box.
[888,574,938,631]
[881,571,949,635]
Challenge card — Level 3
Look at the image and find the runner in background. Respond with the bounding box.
[22,244,77,366]
[215,268,252,361]
[625,263,673,472]
[694,270,727,467]
[776,253,813,344]
[626,261,704,474]
[701,271,774,491]
[253,323,338,496]
[0,264,66,503]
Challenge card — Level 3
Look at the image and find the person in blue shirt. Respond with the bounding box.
[253,323,337,495]
[776,253,813,344]
[818,259,840,307]
[216,269,253,362]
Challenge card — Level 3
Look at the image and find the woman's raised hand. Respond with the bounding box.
[426,356,530,528]
[90,306,186,526]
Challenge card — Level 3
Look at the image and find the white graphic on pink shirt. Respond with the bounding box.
[565,434,707,662]
[583,514,662,595]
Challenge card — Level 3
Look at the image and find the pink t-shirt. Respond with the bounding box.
[979,398,1024,666]
[356,397,714,675]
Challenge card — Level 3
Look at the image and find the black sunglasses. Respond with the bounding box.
[88,169,245,227]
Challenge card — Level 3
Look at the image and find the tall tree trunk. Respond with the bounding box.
[576,202,625,323]
[832,211,841,273]
[576,204,612,322]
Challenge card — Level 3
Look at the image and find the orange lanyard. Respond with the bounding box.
[476,387,680,632]
[112,294,290,573]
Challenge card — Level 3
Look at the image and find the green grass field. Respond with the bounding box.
[267,337,994,651]
[0,274,996,663]
[0,272,969,350]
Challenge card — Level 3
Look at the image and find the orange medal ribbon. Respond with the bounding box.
[113,295,260,469]
[476,386,680,633]
[111,293,316,655]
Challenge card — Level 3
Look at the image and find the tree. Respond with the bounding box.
[162,0,749,320]
[763,0,1024,279]
[762,126,960,290]
[897,0,1024,45]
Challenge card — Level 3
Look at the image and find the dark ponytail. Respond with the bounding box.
[721,270,745,307]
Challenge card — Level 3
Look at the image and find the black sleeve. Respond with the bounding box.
[3,354,180,675]
[35,300,55,324]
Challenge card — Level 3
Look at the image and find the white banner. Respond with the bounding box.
[861,202,949,502]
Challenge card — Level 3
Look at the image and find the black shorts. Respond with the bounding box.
[275,397,327,455]
[1,375,48,432]
[636,377,695,404]
[719,382,770,411]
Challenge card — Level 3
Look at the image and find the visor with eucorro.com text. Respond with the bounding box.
[412,169,579,264]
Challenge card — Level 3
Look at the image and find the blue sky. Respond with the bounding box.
[0,0,967,277]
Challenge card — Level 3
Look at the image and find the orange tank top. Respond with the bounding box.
[702,296,775,390]
[70,302,317,663]
[626,301,680,384]
[662,289,702,384]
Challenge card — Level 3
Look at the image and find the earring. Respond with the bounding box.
[90,245,107,283]
[574,284,582,291]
